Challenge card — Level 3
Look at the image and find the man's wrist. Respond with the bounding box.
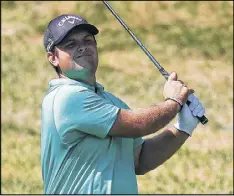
[164,99,181,113]
[168,126,190,137]
[165,97,183,112]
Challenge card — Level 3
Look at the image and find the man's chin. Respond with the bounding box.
[73,58,94,67]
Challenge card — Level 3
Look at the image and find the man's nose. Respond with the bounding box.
[77,46,87,53]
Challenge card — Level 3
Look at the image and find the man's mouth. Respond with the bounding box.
[77,54,92,58]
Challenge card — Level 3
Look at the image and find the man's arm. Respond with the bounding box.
[134,127,189,175]
[134,94,206,175]
[108,72,194,138]
[109,100,181,137]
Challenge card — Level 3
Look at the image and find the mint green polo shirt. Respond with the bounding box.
[41,78,144,194]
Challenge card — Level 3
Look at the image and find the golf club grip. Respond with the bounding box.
[163,72,208,125]
[186,100,208,125]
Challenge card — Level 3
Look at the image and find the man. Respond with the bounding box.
[41,14,205,194]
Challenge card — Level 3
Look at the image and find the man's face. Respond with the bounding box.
[54,28,98,77]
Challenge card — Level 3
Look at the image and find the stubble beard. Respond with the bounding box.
[76,54,98,71]
[70,56,97,78]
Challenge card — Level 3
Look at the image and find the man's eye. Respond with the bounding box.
[85,39,94,43]
[66,43,75,48]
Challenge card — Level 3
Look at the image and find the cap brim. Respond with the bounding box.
[54,23,99,46]
[76,23,99,35]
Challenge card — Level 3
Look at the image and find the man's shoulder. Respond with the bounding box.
[53,84,95,104]
[104,91,130,109]
[48,79,93,95]
[43,81,94,105]
[48,78,94,94]
[58,83,90,94]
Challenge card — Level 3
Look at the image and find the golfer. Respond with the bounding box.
[41,14,205,194]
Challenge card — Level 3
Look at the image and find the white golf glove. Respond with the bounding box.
[174,94,205,136]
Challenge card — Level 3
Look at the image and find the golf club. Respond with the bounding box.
[102,1,208,125]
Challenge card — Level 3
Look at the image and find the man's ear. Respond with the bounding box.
[47,52,59,67]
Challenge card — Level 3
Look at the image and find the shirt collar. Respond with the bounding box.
[49,78,104,92]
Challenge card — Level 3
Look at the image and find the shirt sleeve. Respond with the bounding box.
[53,86,120,144]
[105,92,145,148]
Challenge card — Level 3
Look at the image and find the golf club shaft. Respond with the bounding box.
[102,1,208,125]
[102,1,170,80]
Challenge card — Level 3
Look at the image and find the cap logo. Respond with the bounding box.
[58,15,83,27]
[68,20,75,24]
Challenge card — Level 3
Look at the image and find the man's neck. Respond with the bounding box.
[58,74,96,87]
[77,77,96,87]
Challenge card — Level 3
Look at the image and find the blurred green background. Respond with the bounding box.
[1,1,233,194]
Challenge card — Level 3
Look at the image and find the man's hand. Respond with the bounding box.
[174,94,206,136]
[163,72,194,104]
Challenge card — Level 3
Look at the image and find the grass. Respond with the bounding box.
[2,1,233,194]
